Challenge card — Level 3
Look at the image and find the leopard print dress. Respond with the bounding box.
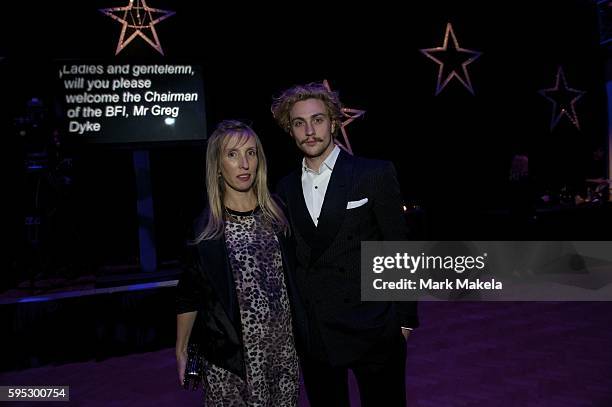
[201,207,299,406]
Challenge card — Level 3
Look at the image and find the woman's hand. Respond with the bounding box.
[176,311,198,387]
[176,348,188,387]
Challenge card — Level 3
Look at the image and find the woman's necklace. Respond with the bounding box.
[224,206,256,221]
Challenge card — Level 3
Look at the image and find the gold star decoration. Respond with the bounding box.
[420,22,482,95]
[323,79,366,155]
[538,66,585,131]
[100,0,175,56]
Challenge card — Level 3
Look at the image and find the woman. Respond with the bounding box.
[176,120,301,406]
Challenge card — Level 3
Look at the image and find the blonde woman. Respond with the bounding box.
[176,120,303,406]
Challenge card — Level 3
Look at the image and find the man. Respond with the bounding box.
[272,82,418,406]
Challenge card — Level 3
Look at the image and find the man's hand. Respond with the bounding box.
[176,348,188,387]
[401,327,411,340]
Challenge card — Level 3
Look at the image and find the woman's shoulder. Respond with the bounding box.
[187,207,214,244]
[193,208,210,232]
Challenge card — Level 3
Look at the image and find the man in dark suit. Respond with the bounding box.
[272,82,418,406]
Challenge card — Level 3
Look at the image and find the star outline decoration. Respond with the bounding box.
[538,66,586,131]
[323,79,366,155]
[99,0,175,56]
[420,22,482,96]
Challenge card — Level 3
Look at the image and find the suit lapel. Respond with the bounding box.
[286,169,318,247]
[313,150,354,257]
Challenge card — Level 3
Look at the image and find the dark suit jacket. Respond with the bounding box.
[175,210,306,379]
[276,150,419,365]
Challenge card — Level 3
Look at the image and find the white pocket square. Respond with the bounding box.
[346,198,368,209]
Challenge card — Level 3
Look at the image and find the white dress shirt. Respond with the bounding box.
[301,145,341,226]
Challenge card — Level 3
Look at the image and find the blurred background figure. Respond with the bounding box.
[584,146,609,203]
[508,151,534,237]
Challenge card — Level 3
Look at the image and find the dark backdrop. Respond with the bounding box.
[2,0,607,273]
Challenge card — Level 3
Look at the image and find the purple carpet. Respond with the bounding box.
[1,301,611,406]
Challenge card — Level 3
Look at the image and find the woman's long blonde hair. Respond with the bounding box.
[192,120,289,243]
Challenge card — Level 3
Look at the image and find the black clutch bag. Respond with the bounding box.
[183,342,204,390]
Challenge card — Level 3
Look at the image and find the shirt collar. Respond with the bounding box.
[302,145,341,175]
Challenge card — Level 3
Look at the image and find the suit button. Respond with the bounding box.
[343,298,350,304]
[347,235,353,240]
[338,267,345,274]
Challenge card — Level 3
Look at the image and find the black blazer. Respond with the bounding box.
[277,150,419,365]
[175,210,306,379]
